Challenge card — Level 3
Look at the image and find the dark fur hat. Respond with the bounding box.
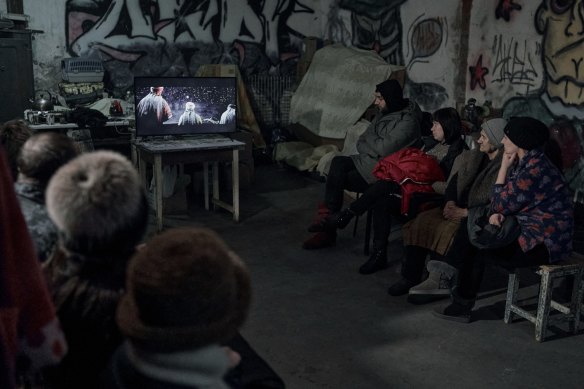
[46,150,147,257]
[116,227,252,352]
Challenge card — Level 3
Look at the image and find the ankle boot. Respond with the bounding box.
[407,260,458,304]
[358,248,388,274]
[302,231,336,250]
[432,288,475,323]
[329,207,356,230]
[307,202,331,233]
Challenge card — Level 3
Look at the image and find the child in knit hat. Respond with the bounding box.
[108,227,252,388]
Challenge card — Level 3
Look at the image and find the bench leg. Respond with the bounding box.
[570,269,584,334]
[504,273,519,324]
[535,271,553,342]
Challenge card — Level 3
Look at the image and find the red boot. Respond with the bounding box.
[302,231,336,250]
[307,202,331,232]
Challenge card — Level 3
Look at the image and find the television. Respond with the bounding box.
[133,76,237,138]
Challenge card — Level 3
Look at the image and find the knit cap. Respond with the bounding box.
[481,118,507,148]
[116,227,252,352]
[504,117,549,150]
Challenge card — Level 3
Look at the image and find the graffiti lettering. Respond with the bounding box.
[491,34,538,89]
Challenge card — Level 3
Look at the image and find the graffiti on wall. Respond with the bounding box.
[468,54,489,90]
[500,0,584,190]
[404,14,449,110]
[490,35,539,90]
[495,0,522,22]
[65,0,314,87]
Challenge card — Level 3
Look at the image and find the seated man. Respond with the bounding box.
[303,79,422,250]
[15,132,79,262]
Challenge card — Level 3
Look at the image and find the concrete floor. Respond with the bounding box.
[151,163,584,389]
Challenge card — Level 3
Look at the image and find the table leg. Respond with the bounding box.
[232,149,240,222]
[212,161,219,209]
[138,150,146,187]
[154,154,163,231]
[203,162,209,210]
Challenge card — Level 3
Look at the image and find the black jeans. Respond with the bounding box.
[347,180,401,251]
[458,241,550,299]
[324,156,370,213]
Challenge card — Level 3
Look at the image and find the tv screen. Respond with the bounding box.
[133,76,237,137]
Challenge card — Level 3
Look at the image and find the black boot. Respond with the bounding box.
[358,248,388,275]
[432,288,475,323]
[329,207,357,230]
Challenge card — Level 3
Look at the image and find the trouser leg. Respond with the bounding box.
[458,242,550,299]
[324,156,368,213]
[401,245,429,283]
[350,180,399,216]
[371,193,401,251]
[442,218,477,271]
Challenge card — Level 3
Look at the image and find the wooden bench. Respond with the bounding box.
[504,252,584,342]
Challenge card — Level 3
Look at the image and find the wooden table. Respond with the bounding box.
[133,135,245,231]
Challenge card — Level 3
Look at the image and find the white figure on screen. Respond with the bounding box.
[136,86,172,124]
[219,104,236,125]
[178,102,203,126]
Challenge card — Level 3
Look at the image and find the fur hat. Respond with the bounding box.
[504,117,549,150]
[116,227,252,352]
[46,150,147,257]
[375,79,406,112]
[481,118,507,148]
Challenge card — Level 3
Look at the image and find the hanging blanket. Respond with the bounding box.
[290,44,399,139]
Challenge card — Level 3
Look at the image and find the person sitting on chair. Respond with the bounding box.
[302,79,423,251]
[324,107,467,275]
[433,117,574,323]
[387,118,507,299]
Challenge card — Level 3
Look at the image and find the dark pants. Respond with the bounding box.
[401,245,431,283]
[325,156,370,213]
[349,180,401,251]
[458,241,550,299]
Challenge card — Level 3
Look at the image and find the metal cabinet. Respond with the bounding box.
[0,30,34,123]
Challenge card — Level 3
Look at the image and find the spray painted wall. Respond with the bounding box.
[25,0,460,112]
[20,0,584,191]
[466,0,584,191]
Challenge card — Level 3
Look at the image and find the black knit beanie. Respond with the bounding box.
[375,79,406,112]
[504,117,549,150]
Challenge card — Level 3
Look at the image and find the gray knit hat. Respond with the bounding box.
[116,227,252,352]
[46,150,147,257]
[481,118,507,148]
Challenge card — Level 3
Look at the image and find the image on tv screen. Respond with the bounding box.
[134,76,237,137]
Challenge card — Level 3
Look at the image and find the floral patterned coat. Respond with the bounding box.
[491,148,573,263]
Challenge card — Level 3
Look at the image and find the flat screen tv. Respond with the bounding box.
[133,76,237,137]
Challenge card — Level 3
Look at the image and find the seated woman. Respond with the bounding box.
[331,107,468,275]
[433,117,574,323]
[387,118,507,298]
